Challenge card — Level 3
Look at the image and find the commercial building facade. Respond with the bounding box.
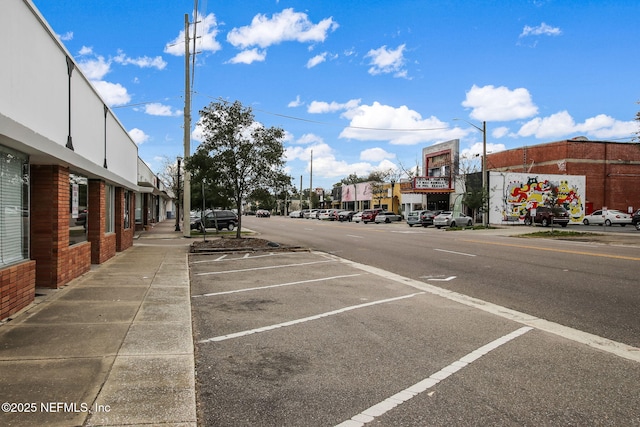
[486,139,640,217]
[0,1,173,320]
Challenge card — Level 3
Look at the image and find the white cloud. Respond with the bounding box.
[144,103,182,117]
[462,84,538,121]
[285,136,396,182]
[113,51,167,70]
[492,126,510,138]
[307,99,361,114]
[520,22,562,37]
[91,80,131,106]
[227,48,267,64]
[365,44,407,77]
[128,128,149,145]
[77,56,111,80]
[227,8,338,49]
[165,12,222,56]
[57,31,73,41]
[339,102,467,145]
[288,95,303,108]
[78,46,93,56]
[518,111,637,140]
[360,148,396,162]
[306,52,327,68]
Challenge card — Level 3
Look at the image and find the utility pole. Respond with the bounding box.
[182,13,191,238]
[309,150,313,210]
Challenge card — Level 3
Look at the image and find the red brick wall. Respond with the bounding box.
[30,165,92,288]
[0,261,36,320]
[487,140,640,212]
[88,180,117,264]
[115,188,134,252]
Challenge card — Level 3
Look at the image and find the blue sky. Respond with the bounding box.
[35,0,639,189]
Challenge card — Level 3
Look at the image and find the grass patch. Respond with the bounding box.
[519,230,600,238]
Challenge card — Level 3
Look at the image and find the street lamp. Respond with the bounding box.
[454,118,487,227]
[390,178,396,213]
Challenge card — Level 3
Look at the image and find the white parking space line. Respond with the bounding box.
[192,274,362,298]
[332,253,640,363]
[198,292,425,344]
[195,259,334,276]
[335,327,534,427]
[433,248,477,257]
[346,235,364,239]
[191,251,307,264]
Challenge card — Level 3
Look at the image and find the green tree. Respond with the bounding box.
[185,100,286,238]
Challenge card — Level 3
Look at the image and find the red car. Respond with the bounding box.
[361,208,383,224]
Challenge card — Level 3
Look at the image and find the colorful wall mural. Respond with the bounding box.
[489,172,586,224]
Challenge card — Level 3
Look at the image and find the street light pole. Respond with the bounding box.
[454,118,488,227]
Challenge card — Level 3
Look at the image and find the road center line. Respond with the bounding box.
[192,274,362,298]
[198,292,425,343]
[461,239,640,261]
[335,327,533,427]
[434,248,477,257]
[195,259,333,276]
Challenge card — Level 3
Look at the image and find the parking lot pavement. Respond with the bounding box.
[189,249,640,426]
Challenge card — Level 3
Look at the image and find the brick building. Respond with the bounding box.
[0,1,173,321]
[486,138,640,215]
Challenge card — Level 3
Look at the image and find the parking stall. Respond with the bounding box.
[189,250,640,426]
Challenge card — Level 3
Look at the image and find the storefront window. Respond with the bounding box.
[69,173,88,245]
[0,146,29,266]
[124,190,130,229]
[105,184,114,233]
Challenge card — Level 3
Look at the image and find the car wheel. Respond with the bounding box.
[228,223,235,231]
[467,220,472,226]
[435,225,442,229]
[450,221,456,227]
[561,223,567,227]
[605,219,612,226]
[541,218,549,227]
[385,218,390,223]
[583,219,589,225]
[524,217,532,226]
[408,224,413,227]
[636,223,640,231]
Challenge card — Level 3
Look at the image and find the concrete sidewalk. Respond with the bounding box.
[0,220,196,427]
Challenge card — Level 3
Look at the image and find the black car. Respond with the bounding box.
[632,209,640,230]
[419,210,443,227]
[191,210,238,231]
[524,206,570,227]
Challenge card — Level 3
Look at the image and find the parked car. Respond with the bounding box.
[337,210,355,222]
[374,211,402,223]
[303,209,319,219]
[419,210,443,227]
[582,209,632,226]
[288,210,303,218]
[191,209,238,231]
[352,211,363,223]
[361,208,383,224]
[406,210,424,227]
[632,209,640,230]
[256,209,271,217]
[318,209,339,220]
[433,211,473,228]
[524,206,570,227]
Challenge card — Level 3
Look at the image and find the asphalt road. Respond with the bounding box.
[190,217,640,426]
[240,216,640,348]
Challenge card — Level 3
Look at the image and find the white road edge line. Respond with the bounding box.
[324,252,640,363]
[192,273,362,298]
[195,259,334,276]
[191,251,307,264]
[335,326,534,427]
[198,292,424,343]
